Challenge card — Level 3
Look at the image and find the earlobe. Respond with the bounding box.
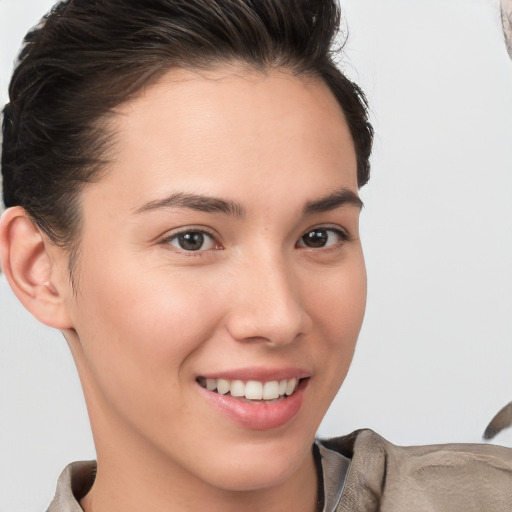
[0,206,73,329]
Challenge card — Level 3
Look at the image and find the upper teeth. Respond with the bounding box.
[200,378,299,400]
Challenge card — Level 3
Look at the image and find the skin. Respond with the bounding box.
[0,67,366,512]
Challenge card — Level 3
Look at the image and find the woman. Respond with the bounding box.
[1,1,510,511]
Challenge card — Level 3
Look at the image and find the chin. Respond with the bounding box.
[206,455,304,492]
[189,429,315,493]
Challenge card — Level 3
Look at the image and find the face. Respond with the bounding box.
[61,68,366,495]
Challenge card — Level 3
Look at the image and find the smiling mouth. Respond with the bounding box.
[196,377,302,403]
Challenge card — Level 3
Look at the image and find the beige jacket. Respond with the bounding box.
[329,429,512,511]
[47,429,512,512]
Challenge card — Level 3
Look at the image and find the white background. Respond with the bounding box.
[1,0,512,510]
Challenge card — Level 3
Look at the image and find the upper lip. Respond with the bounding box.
[198,367,311,382]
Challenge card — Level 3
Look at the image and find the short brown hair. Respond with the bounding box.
[2,0,373,253]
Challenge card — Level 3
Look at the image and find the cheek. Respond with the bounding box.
[71,259,226,393]
[305,253,366,394]
[310,253,367,342]
[69,268,231,444]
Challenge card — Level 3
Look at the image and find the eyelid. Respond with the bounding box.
[160,226,223,253]
[302,223,350,238]
[296,225,350,248]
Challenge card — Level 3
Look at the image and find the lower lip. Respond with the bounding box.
[197,379,308,431]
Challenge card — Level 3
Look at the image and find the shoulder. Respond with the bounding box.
[319,429,512,512]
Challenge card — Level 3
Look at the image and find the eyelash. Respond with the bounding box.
[161,225,350,254]
[161,228,221,255]
[296,226,350,250]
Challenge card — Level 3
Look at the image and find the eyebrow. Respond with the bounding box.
[303,187,363,214]
[134,192,246,217]
[134,187,362,218]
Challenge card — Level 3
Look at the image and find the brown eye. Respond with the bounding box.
[297,228,347,249]
[168,231,216,252]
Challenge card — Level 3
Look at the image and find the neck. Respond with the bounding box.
[81,437,319,512]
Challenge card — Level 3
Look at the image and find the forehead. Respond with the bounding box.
[87,67,358,213]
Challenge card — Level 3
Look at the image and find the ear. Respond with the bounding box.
[0,206,73,329]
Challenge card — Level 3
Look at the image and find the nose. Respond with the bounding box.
[225,253,311,346]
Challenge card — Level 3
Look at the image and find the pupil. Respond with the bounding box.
[304,229,327,248]
[179,232,204,251]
